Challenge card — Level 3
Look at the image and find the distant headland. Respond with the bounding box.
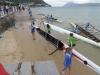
[0,0,51,7]
[63,2,100,7]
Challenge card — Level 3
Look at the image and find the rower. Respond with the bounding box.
[47,14,49,18]
[74,24,79,33]
[50,14,54,20]
[85,22,90,30]
[51,14,53,18]
[47,14,50,20]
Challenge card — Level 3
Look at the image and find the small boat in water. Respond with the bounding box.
[41,14,63,23]
[70,22,100,43]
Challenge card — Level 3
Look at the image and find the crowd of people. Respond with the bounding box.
[0,4,29,17]
[29,22,74,74]
[45,24,76,75]
[0,4,92,75]
[30,18,75,74]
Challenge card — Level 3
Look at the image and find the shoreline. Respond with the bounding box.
[0,11,99,75]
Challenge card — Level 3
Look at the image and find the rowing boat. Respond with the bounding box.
[43,22,100,47]
[34,25,100,74]
[41,15,63,23]
[70,22,100,43]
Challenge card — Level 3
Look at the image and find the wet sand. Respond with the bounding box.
[0,11,99,75]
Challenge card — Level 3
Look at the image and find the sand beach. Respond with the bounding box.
[0,10,99,75]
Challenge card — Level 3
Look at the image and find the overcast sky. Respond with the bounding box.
[43,0,100,7]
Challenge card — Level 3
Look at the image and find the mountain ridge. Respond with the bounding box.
[63,2,100,7]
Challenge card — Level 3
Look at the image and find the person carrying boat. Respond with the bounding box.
[61,47,73,75]
[30,23,35,40]
[46,24,51,34]
[74,24,79,33]
[68,33,76,47]
[32,19,35,24]
[85,22,90,30]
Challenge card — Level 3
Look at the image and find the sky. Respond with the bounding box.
[43,0,100,7]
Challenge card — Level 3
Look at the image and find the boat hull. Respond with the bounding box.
[41,16,63,23]
[70,22,100,43]
[34,25,100,74]
[44,22,100,47]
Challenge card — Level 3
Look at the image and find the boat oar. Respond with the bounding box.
[66,27,73,30]
[80,24,86,26]
[90,24,100,32]
[49,48,59,55]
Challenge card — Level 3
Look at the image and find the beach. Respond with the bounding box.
[0,10,99,75]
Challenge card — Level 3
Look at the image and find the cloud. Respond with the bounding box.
[89,0,100,3]
[44,0,100,7]
[45,2,66,7]
[44,0,67,7]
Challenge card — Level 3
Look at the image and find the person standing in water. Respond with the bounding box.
[61,47,73,75]
[74,24,79,33]
[46,24,51,34]
[30,23,35,40]
[85,22,90,30]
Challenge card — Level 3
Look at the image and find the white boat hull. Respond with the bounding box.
[64,44,100,74]
[34,25,100,74]
[44,22,100,47]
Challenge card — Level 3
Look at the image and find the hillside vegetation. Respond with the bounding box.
[1,0,45,4]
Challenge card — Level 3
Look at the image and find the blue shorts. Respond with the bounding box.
[64,63,72,69]
[0,9,2,12]
[31,31,35,33]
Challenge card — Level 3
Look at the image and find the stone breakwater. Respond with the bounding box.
[0,13,15,34]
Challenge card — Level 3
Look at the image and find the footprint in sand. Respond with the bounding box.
[44,43,50,52]
[20,52,25,59]
[44,46,48,52]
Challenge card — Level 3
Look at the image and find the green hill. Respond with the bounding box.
[8,0,44,4]
[0,0,51,7]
